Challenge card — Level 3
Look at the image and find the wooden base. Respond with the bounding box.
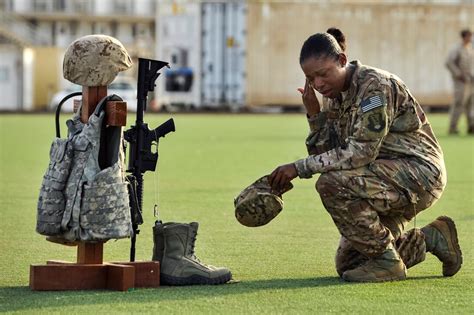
[29,260,160,291]
[30,243,160,291]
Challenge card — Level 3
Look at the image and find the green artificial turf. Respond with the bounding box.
[0,112,472,314]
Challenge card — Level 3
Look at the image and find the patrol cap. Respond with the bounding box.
[63,34,132,86]
[234,175,293,227]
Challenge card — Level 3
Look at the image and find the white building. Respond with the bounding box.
[0,0,156,110]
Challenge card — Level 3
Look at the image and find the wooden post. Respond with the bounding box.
[81,86,107,122]
[77,242,103,264]
[29,85,160,291]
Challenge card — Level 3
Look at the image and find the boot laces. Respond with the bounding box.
[188,232,203,264]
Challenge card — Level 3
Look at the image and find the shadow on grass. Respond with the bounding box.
[0,274,451,312]
[0,276,344,312]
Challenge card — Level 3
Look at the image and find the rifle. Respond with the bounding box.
[124,58,175,262]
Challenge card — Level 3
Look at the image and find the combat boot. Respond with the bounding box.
[152,221,173,262]
[342,243,406,282]
[158,222,232,285]
[421,216,462,276]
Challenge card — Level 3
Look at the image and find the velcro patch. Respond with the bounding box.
[360,94,385,113]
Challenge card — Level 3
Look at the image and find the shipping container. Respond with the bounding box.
[156,0,247,110]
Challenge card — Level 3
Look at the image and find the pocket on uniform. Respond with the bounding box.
[45,139,73,189]
[73,136,90,152]
[37,187,66,235]
[79,182,132,241]
[36,139,73,236]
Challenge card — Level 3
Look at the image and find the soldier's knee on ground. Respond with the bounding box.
[335,236,368,277]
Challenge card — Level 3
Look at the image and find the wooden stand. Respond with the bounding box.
[29,86,160,291]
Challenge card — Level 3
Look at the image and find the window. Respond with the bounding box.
[114,0,131,15]
[0,67,10,82]
[0,0,13,11]
[33,0,51,12]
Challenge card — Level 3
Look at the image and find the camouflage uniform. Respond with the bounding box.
[294,60,447,273]
[234,176,293,227]
[445,42,474,133]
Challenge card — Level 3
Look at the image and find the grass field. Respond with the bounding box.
[0,113,473,314]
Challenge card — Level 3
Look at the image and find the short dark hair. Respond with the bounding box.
[460,29,472,38]
[299,28,345,64]
[327,27,346,52]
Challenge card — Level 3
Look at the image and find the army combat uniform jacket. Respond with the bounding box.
[294,60,447,257]
[295,60,446,197]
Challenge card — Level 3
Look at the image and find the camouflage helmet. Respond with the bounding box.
[63,34,132,86]
[234,175,293,227]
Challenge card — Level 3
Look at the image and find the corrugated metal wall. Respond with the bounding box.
[201,1,246,107]
[246,2,473,106]
[156,1,246,109]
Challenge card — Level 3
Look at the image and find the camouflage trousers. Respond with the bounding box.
[449,79,474,132]
[316,158,446,275]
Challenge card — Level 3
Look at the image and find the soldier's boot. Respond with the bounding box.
[154,222,232,285]
[421,216,463,277]
[342,243,406,282]
[396,228,426,269]
[152,221,173,262]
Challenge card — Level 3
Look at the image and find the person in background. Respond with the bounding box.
[445,29,473,134]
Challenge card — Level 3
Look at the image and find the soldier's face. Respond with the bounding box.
[301,54,347,99]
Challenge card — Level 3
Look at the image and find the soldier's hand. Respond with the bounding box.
[297,79,320,116]
[269,163,298,192]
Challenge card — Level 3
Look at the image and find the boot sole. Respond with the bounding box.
[161,272,232,286]
[342,269,406,283]
[435,216,463,277]
[343,275,406,283]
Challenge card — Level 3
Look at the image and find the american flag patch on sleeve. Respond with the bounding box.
[360,94,385,113]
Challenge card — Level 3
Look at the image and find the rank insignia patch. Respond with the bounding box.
[360,94,385,113]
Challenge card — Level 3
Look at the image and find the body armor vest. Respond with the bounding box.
[37,98,132,242]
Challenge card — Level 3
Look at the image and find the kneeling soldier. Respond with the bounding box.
[269,29,462,282]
